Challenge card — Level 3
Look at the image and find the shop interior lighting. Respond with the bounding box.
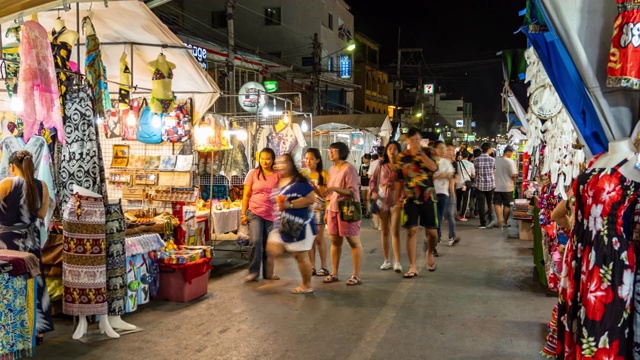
[126,111,136,126]
[225,129,248,141]
[152,114,162,128]
[300,120,309,133]
[262,108,283,117]
[282,113,290,124]
[337,133,349,138]
[416,112,423,117]
[194,122,213,147]
[10,97,23,113]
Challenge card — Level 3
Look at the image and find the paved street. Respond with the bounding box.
[34,218,556,360]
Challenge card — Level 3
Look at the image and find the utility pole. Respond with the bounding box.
[395,27,401,122]
[312,33,321,115]
[226,0,236,113]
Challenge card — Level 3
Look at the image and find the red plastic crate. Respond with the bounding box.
[155,263,210,302]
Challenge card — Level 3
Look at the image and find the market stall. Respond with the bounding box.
[0,0,220,349]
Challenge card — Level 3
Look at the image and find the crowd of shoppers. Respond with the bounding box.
[240,129,516,293]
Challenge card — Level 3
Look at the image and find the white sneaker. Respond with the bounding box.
[380,261,392,270]
[487,220,497,229]
[448,235,460,246]
[393,262,403,273]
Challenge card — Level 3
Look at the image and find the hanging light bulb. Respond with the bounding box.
[126,111,136,126]
[95,116,104,125]
[10,97,23,113]
[300,120,309,133]
[235,130,248,141]
[152,114,162,128]
[283,113,290,124]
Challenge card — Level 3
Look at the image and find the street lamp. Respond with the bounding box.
[416,112,423,117]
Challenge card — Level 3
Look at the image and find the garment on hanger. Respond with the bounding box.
[555,154,640,358]
[51,26,74,117]
[83,16,111,120]
[221,137,249,177]
[62,193,107,316]
[0,177,54,335]
[257,122,306,164]
[119,52,131,109]
[17,20,65,145]
[58,85,107,212]
[3,26,21,98]
[105,201,126,316]
[0,136,55,248]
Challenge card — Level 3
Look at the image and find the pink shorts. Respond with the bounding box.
[327,211,361,237]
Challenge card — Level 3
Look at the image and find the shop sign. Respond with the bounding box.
[263,81,278,93]
[185,43,208,70]
[351,132,364,150]
[238,82,267,113]
[471,121,476,128]
[423,84,434,94]
[340,54,352,78]
[455,120,464,128]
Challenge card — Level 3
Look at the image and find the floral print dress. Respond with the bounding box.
[554,154,640,359]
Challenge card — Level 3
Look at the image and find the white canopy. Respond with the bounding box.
[0,0,220,119]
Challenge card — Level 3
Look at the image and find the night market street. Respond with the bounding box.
[34,218,556,360]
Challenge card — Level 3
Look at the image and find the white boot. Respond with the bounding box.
[98,316,120,339]
[108,315,137,331]
[72,316,88,340]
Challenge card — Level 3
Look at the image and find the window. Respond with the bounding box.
[211,11,227,28]
[328,13,333,30]
[457,106,464,111]
[264,7,281,26]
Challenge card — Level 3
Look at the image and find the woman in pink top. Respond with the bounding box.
[241,148,280,282]
[369,141,403,273]
[323,142,364,286]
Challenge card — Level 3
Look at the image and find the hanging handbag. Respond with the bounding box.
[339,196,362,222]
[121,97,145,140]
[137,105,163,144]
[162,99,192,143]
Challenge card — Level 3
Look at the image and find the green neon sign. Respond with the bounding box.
[263,81,278,93]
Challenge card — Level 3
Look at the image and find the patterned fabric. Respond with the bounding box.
[368,163,397,212]
[473,154,495,191]
[83,16,111,120]
[51,26,74,118]
[555,154,640,359]
[264,123,306,158]
[0,273,35,358]
[272,180,316,243]
[17,20,65,145]
[0,177,53,334]
[58,85,107,212]
[395,149,436,204]
[541,303,559,358]
[62,193,107,316]
[151,60,173,80]
[105,201,126,316]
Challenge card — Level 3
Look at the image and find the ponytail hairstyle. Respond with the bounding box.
[305,148,325,186]
[9,150,39,213]
[257,147,276,180]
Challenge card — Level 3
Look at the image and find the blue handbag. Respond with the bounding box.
[136,105,163,144]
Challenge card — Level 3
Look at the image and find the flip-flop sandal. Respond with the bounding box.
[346,276,362,286]
[312,268,317,276]
[427,262,437,272]
[403,271,418,278]
[291,287,314,294]
[316,268,330,277]
[323,274,339,283]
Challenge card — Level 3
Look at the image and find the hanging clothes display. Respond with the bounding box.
[221,137,249,176]
[51,26,75,117]
[3,26,21,99]
[0,136,56,247]
[104,201,126,316]
[58,85,107,212]
[62,192,107,316]
[118,52,131,109]
[0,177,54,335]
[16,20,65,145]
[555,154,640,359]
[83,16,111,120]
[607,0,640,89]
[256,121,306,164]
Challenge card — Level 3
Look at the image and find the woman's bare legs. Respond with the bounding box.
[379,209,391,262]
[293,251,313,290]
[390,206,401,265]
[345,235,364,278]
[329,235,344,277]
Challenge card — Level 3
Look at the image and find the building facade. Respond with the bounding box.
[353,32,390,115]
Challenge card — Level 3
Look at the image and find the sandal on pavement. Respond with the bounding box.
[312,268,317,276]
[244,273,259,282]
[266,275,280,280]
[346,275,362,286]
[323,274,339,283]
[316,268,330,277]
[291,287,314,294]
[403,271,418,278]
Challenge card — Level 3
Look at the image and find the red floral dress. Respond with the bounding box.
[554,154,640,359]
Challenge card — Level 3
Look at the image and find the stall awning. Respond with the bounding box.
[313,114,389,129]
[0,0,220,119]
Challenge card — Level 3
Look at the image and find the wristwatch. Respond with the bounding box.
[289,201,294,209]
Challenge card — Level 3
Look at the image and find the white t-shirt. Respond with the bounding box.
[369,159,380,179]
[457,160,475,183]
[434,158,455,195]
[495,157,517,192]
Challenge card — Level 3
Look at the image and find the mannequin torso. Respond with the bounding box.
[51,18,78,45]
[590,138,640,182]
[147,54,176,113]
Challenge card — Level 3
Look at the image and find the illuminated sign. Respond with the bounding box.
[455,120,464,128]
[238,82,267,113]
[185,43,208,70]
[340,54,352,78]
[263,81,278,93]
[471,121,476,128]
[423,84,434,94]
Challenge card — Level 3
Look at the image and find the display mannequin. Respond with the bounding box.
[69,185,119,340]
[589,137,640,182]
[50,17,78,45]
[147,53,176,113]
[552,137,640,358]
